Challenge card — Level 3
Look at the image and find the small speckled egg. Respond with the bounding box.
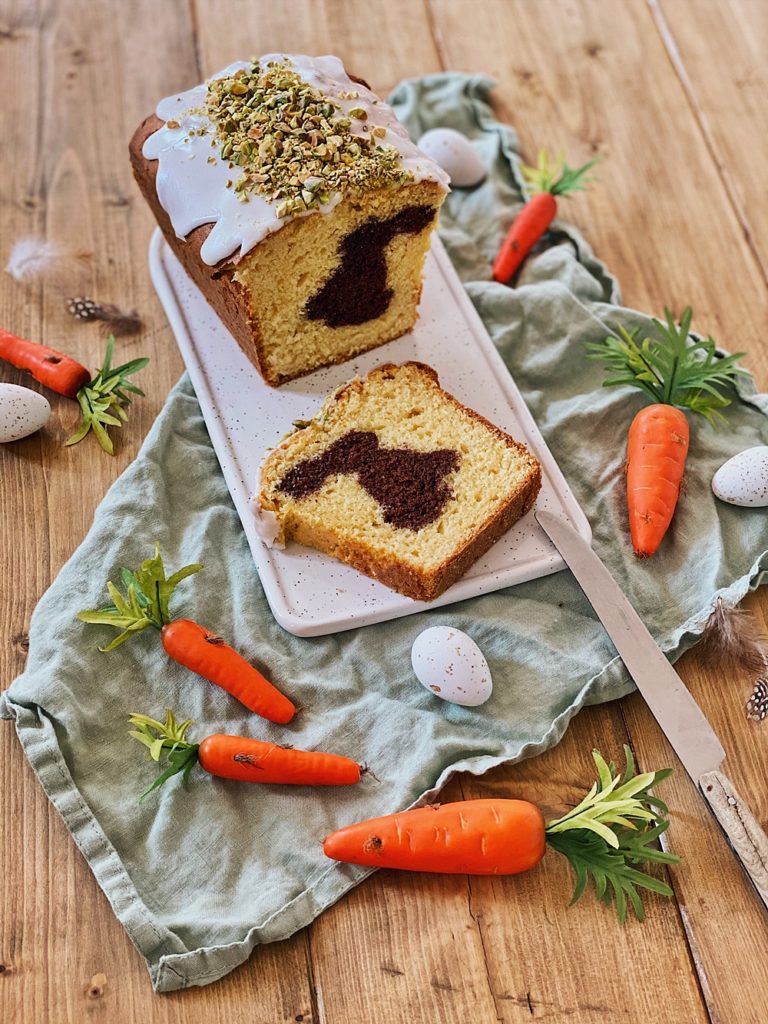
[417,128,486,188]
[411,625,492,707]
[712,446,768,507]
[0,383,51,443]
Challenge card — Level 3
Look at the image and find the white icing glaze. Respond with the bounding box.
[250,495,284,549]
[143,54,450,266]
[251,451,285,549]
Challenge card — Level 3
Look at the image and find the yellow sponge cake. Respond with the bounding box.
[257,363,542,601]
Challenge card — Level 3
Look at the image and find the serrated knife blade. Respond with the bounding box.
[536,510,768,911]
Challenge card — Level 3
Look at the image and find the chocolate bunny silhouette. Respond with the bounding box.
[277,430,459,530]
[305,206,435,327]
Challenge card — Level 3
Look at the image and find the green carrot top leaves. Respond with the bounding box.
[521,149,598,197]
[77,545,202,651]
[587,307,748,425]
[545,746,679,923]
[128,710,200,800]
[66,334,149,455]
[546,748,668,848]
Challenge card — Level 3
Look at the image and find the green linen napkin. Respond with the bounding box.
[3,74,768,993]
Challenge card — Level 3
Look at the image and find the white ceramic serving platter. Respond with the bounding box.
[148,228,590,637]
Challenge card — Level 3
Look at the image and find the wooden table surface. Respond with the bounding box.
[2,1,767,1021]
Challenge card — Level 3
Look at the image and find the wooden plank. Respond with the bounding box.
[1,3,62,1017]
[429,0,768,364]
[629,2,768,1018]
[308,801,503,1024]
[621,593,768,1024]
[185,6,511,1022]
[0,1,316,1020]
[189,6,493,1022]
[190,0,442,88]
[428,0,768,1021]
[650,0,768,286]
[458,709,709,1024]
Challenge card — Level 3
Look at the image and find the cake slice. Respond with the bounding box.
[256,363,542,601]
[130,55,448,386]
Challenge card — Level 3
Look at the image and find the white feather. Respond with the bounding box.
[5,236,91,286]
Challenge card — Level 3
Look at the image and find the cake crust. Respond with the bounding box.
[130,114,274,378]
[259,362,542,602]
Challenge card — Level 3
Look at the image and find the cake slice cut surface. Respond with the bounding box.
[257,363,542,601]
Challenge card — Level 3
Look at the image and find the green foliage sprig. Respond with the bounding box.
[128,710,200,800]
[587,307,748,425]
[545,747,680,922]
[77,545,201,650]
[521,149,598,197]
[66,335,149,454]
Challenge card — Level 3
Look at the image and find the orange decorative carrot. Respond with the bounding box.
[325,799,546,875]
[626,405,689,557]
[0,327,91,397]
[325,747,680,923]
[128,709,360,799]
[492,150,597,284]
[588,307,747,556]
[78,546,295,723]
[0,330,148,454]
[158,619,296,721]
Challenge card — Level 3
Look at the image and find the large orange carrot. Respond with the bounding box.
[492,150,597,284]
[0,327,91,397]
[161,619,294,723]
[128,710,360,799]
[588,307,747,557]
[324,748,680,923]
[324,799,546,875]
[78,546,296,723]
[627,405,689,557]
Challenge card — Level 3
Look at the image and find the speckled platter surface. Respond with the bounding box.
[148,228,590,636]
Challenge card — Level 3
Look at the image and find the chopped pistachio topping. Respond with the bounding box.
[205,59,412,215]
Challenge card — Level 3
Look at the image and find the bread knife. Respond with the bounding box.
[536,509,768,912]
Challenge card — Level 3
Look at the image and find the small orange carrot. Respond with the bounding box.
[493,192,557,284]
[325,747,681,923]
[324,799,546,875]
[128,710,360,799]
[626,405,689,557]
[492,150,597,284]
[588,307,748,557]
[78,546,296,723]
[161,619,294,723]
[0,327,91,397]
[199,733,359,785]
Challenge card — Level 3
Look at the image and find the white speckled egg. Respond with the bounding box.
[712,446,768,507]
[411,626,492,707]
[417,128,486,188]
[0,383,51,443]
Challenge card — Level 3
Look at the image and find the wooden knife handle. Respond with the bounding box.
[699,769,768,912]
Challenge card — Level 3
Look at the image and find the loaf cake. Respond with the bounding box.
[256,363,542,601]
[130,55,449,386]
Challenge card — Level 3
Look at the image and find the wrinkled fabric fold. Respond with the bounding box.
[3,73,767,991]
